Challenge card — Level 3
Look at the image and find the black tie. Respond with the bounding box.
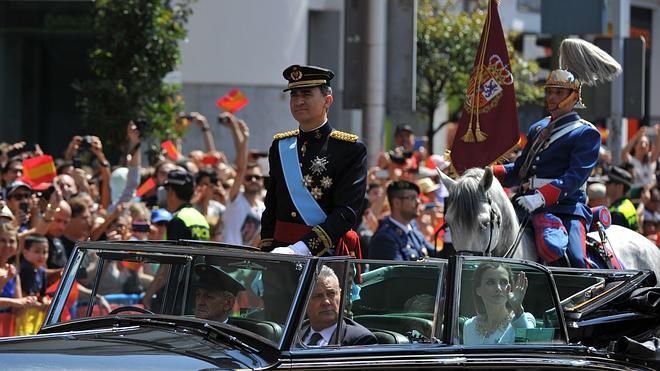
[307,332,323,346]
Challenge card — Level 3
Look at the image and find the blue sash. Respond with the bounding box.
[278,137,327,226]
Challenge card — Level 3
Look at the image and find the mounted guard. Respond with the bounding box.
[492,38,622,268]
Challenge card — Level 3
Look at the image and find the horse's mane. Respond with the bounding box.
[445,168,484,228]
[446,168,520,255]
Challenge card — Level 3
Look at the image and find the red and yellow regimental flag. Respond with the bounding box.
[22,155,56,185]
[216,89,249,113]
[161,140,179,161]
[449,0,520,175]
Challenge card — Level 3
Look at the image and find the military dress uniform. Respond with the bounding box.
[260,122,367,255]
[493,71,600,268]
[368,218,431,261]
[259,64,368,256]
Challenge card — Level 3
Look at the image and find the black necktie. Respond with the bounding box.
[307,332,323,346]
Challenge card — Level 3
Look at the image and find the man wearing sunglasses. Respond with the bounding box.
[222,163,265,246]
[4,180,33,231]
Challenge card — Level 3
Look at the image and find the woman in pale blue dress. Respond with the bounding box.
[462,262,535,345]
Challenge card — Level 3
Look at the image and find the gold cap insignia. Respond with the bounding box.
[290,68,303,81]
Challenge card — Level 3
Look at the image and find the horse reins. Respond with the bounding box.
[504,213,530,258]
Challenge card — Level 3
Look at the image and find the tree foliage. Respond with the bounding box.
[76,0,193,154]
[416,0,543,149]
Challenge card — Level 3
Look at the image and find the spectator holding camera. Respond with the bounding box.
[220,113,265,247]
[621,124,660,189]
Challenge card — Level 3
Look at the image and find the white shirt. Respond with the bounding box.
[222,192,265,245]
[388,216,413,234]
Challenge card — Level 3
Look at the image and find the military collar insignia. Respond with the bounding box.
[315,130,322,139]
[310,156,329,175]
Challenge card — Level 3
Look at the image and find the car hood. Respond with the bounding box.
[0,325,273,370]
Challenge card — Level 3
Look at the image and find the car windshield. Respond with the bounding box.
[46,243,308,345]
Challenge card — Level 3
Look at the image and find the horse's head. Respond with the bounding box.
[438,167,513,256]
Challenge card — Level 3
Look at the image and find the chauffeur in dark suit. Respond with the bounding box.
[300,266,376,346]
[260,64,367,257]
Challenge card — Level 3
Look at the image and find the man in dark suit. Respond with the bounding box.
[300,265,376,346]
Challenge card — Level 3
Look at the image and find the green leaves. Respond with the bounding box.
[416,0,543,144]
[77,0,193,155]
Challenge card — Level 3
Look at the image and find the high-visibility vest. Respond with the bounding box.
[174,206,210,240]
[609,198,639,231]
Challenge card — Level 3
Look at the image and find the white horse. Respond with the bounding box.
[438,167,660,279]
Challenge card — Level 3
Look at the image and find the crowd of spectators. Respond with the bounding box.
[1,111,658,337]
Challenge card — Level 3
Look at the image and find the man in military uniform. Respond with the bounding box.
[492,69,600,268]
[260,65,367,256]
[368,181,432,261]
[605,166,639,231]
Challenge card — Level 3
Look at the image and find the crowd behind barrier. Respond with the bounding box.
[1,112,659,338]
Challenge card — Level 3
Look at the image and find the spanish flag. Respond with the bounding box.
[161,140,179,161]
[22,155,56,185]
[216,89,249,113]
[449,0,520,174]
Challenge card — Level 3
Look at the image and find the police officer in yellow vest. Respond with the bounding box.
[143,169,210,310]
[164,169,210,241]
[605,166,639,232]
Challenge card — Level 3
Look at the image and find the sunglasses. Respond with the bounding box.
[244,175,263,182]
[9,193,30,201]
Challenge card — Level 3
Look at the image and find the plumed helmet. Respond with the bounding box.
[544,69,586,109]
[544,69,580,91]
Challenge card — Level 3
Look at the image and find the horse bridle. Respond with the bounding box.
[483,194,502,256]
[437,193,502,257]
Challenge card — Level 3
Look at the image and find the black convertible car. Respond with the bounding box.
[0,240,658,370]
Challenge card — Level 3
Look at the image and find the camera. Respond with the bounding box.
[79,136,93,150]
[388,146,413,165]
[37,185,56,200]
[134,118,149,133]
[217,114,230,126]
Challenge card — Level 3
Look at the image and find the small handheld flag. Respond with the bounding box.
[136,178,157,197]
[216,89,249,113]
[22,155,57,186]
[161,140,179,161]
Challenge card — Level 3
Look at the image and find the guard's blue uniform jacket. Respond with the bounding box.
[368,217,431,261]
[494,111,600,267]
[496,112,600,223]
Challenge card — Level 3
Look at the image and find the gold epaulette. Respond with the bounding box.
[273,129,299,140]
[330,130,358,143]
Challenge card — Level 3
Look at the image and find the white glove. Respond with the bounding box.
[272,246,297,255]
[271,241,312,256]
[516,192,545,213]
